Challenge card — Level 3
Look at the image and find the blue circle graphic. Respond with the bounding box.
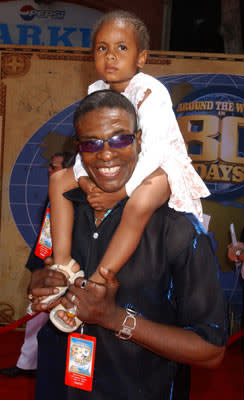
[9,74,244,248]
[9,100,79,249]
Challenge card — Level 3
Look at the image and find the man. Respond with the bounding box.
[48,151,75,177]
[227,227,244,353]
[30,90,226,400]
[0,151,74,378]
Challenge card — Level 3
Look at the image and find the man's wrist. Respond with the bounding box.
[115,308,137,340]
[102,306,126,333]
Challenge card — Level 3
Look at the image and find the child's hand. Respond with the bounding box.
[89,269,106,285]
[87,188,126,210]
[78,176,97,195]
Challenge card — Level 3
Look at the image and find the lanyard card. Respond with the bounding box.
[65,333,96,391]
[34,206,52,259]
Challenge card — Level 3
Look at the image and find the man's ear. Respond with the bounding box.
[136,129,142,152]
[137,50,147,69]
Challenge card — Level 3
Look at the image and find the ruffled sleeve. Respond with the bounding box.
[124,73,210,221]
[73,153,88,181]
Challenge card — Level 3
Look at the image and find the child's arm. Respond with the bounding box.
[86,186,126,211]
[90,168,170,284]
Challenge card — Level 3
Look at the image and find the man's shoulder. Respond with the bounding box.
[157,205,208,256]
[165,207,206,235]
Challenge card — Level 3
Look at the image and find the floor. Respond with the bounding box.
[0,331,243,400]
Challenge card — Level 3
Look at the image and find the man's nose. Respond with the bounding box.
[97,143,117,161]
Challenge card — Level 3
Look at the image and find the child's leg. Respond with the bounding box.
[90,168,170,284]
[40,167,81,307]
[49,167,78,266]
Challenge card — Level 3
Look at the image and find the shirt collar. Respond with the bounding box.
[64,188,87,204]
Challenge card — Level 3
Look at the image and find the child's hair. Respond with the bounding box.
[91,10,150,52]
[73,89,138,132]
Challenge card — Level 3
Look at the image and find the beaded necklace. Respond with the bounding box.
[94,209,112,225]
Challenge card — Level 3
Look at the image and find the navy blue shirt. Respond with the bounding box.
[36,189,227,400]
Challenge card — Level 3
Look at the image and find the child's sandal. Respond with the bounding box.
[50,303,82,333]
[40,259,84,306]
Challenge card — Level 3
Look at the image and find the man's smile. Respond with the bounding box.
[97,166,121,177]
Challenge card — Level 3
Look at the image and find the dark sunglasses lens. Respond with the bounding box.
[79,140,102,152]
[110,134,135,148]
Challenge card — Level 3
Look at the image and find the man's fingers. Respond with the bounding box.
[60,296,73,310]
[44,256,53,267]
[46,269,68,285]
[31,303,49,312]
[31,287,60,298]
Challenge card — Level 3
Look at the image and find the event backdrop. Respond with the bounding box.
[0,45,244,318]
[0,0,103,47]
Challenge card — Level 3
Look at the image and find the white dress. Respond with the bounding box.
[73,72,210,221]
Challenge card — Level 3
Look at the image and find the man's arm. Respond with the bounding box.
[60,266,226,369]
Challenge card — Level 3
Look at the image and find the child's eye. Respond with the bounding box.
[118,45,127,51]
[96,45,106,52]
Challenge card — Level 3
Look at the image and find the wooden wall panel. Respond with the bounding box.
[0,45,243,320]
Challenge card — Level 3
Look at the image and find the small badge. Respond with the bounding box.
[34,205,52,259]
[65,333,96,391]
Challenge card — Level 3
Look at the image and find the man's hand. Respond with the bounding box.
[227,242,244,262]
[60,268,121,330]
[28,257,68,312]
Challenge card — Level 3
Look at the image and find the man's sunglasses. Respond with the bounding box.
[78,133,136,153]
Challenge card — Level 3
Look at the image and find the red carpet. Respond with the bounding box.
[0,331,35,400]
[190,343,244,399]
[0,331,243,400]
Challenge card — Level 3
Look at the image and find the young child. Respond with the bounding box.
[47,10,210,331]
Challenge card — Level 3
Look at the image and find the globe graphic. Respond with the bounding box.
[9,74,244,248]
[9,101,79,249]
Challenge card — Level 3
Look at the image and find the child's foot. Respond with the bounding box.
[40,259,84,306]
[50,303,82,332]
[89,268,106,285]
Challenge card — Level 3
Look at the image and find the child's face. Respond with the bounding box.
[93,20,147,93]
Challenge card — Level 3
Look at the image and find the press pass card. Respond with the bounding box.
[65,333,96,391]
[34,205,52,259]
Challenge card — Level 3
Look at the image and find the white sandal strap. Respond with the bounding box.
[50,303,82,333]
[40,259,84,305]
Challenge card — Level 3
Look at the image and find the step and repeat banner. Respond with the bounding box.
[0,45,244,317]
[0,0,103,47]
